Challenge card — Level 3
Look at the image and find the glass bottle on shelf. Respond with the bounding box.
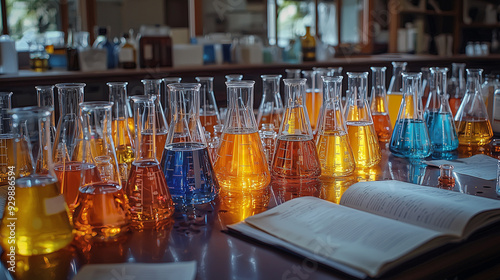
[285,69,301,78]
[448,63,466,117]
[93,26,116,69]
[225,74,243,82]
[214,81,270,192]
[0,106,73,255]
[117,33,137,69]
[455,69,493,146]
[196,76,221,135]
[52,83,87,207]
[162,77,182,125]
[142,79,169,161]
[126,95,173,227]
[387,61,407,128]
[316,76,355,177]
[389,72,432,158]
[108,82,135,182]
[345,72,382,167]
[73,102,130,241]
[256,74,283,132]
[160,83,219,204]
[301,26,316,62]
[370,66,392,143]
[425,68,459,153]
[271,78,321,181]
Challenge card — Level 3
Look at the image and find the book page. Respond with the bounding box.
[340,180,500,236]
[424,154,498,180]
[240,197,444,277]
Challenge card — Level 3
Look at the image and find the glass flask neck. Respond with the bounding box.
[370,67,387,98]
[142,79,161,97]
[427,67,448,110]
[195,77,219,117]
[108,82,129,119]
[56,83,85,117]
[285,69,301,79]
[322,76,343,105]
[281,78,313,136]
[328,67,343,77]
[261,75,282,100]
[225,81,258,132]
[402,72,423,119]
[225,74,243,82]
[452,63,466,90]
[0,92,13,134]
[439,164,453,178]
[301,70,316,92]
[465,69,483,96]
[388,61,407,94]
[347,72,369,102]
[36,86,55,126]
[132,95,157,161]
[318,76,345,132]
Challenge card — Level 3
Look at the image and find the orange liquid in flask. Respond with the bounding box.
[306,90,322,129]
[455,118,493,145]
[54,162,100,206]
[200,114,218,135]
[347,121,381,168]
[272,135,321,180]
[214,131,270,191]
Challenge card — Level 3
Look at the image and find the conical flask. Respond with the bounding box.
[256,74,283,131]
[0,106,73,255]
[73,101,130,241]
[420,67,431,106]
[225,74,243,81]
[142,79,169,161]
[455,69,493,146]
[316,76,355,177]
[52,83,87,207]
[214,81,270,191]
[108,82,135,183]
[160,83,219,204]
[370,66,392,143]
[36,85,56,144]
[389,72,432,158]
[448,63,466,117]
[345,72,381,167]
[126,95,174,227]
[425,67,459,152]
[302,70,321,130]
[271,78,321,181]
[162,77,182,125]
[196,76,221,135]
[387,61,407,128]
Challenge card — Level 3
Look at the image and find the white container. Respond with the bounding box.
[172,44,203,67]
[0,35,18,74]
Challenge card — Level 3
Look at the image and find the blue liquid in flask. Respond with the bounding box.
[427,112,459,152]
[390,119,432,158]
[161,142,219,204]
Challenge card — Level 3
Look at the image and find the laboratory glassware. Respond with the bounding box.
[36,85,56,143]
[370,66,392,143]
[225,74,243,81]
[271,78,321,181]
[420,67,431,106]
[302,70,321,130]
[161,83,219,204]
[438,164,455,190]
[142,79,169,161]
[328,66,343,77]
[448,63,466,117]
[256,74,283,131]
[108,82,135,182]
[0,106,73,255]
[316,76,355,177]
[455,69,493,146]
[162,77,182,125]
[387,61,407,128]
[0,92,22,185]
[214,81,270,191]
[196,76,221,135]
[345,72,382,167]
[73,102,130,241]
[285,69,301,78]
[126,95,174,226]
[425,68,459,152]
[389,72,432,158]
[259,123,278,169]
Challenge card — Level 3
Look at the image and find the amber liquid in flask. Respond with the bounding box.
[214,80,270,192]
[142,79,169,161]
[0,107,73,256]
[370,66,392,143]
[257,75,283,132]
[456,119,493,145]
[54,162,100,206]
[387,62,407,128]
[273,135,321,180]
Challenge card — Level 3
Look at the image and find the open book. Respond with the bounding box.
[227,180,500,278]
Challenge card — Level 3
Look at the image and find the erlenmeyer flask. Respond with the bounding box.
[214,81,270,191]
[455,69,493,146]
[425,67,459,152]
[0,106,73,255]
[345,72,382,167]
[448,63,466,117]
[52,83,87,206]
[285,69,301,78]
[142,79,169,161]
[316,76,355,177]
[387,61,407,128]
[370,66,392,143]
[196,76,221,135]
[420,67,431,106]
[126,95,174,227]
[259,123,277,169]
[389,72,432,158]
[225,74,243,81]
[162,77,182,125]
[272,78,321,181]
[302,70,321,130]
[108,82,135,183]
[73,102,130,241]
[0,92,14,185]
[160,83,219,204]
[256,74,283,131]
[36,85,56,143]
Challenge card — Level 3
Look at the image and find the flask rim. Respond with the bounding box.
[55,83,86,89]
[9,106,52,120]
[167,83,201,91]
[162,77,182,83]
[195,76,214,81]
[225,80,255,87]
[79,101,113,111]
[106,81,128,86]
[35,85,54,90]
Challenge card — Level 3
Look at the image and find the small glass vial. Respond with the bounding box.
[438,164,455,190]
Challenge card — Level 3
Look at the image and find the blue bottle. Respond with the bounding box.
[93,27,116,69]
[390,72,432,158]
[160,83,219,205]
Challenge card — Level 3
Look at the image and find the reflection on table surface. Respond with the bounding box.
[1,144,499,280]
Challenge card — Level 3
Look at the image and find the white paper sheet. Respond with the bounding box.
[73,261,197,280]
[424,154,498,181]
